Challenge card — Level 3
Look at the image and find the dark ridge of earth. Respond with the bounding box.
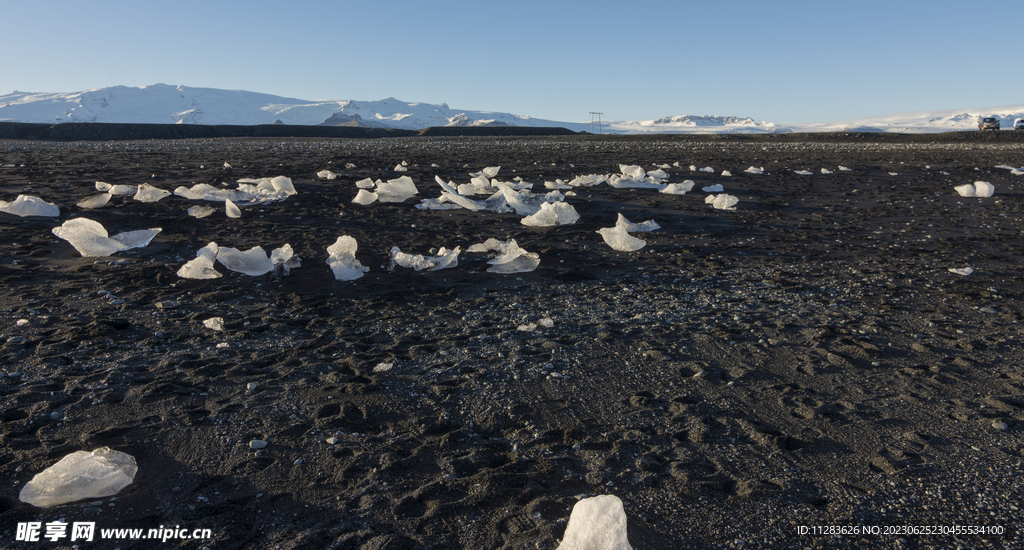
[0,135,1023,549]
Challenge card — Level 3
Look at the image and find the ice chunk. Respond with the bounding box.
[744,166,764,175]
[393,164,408,172]
[95,181,111,192]
[821,168,833,174]
[224,162,232,169]
[597,225,646,252]
[203,317,224,331]
[973,181,995,197]
[435,176,486,211]
[567,174,607,187]
[376,175,418,196]
[521,202,579,227]
[469,166,501,178]
[109,184,136,195]
[317,170,338,180]
[660,180,694,195]
[954,184,975,197]
[0,195,60,217]
[701,184,724,193]
[270,244,300,275]
[948,267,974,276]
[538,317,554,328]
[415,197,462,210]
[721,170,732,177]
[615,213,660,232]
[133,183,170,203]
[708,194,739,210]
[174,183,254,203]
[468,238,540,273]
[555,494,633,550]
[326,235,369,281]
[19,447,138,508]
[216,246,274,276]
[177,242,221,279]
[52,218,160,257]
[619,165,646,180]
[647,169,670,181]
[390,246,461,271]
[794,170,813,176]
[352,189,379,205]
[225,199,241,218]
[839,166,852,171]
[699,166,714,173]
[188,205,216,218]
[355,178,375,189]
[77,193,111,209]
[270,176,297,196]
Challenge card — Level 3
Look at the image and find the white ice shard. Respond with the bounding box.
[794,170,814,176]
[521,202,579,227]
[597,225,646,252]
[96,181,135,195]
[52,218,161,257]
[415,197,462,210]
[615,213,660,232]
[355,178,375,189]
[955,181,995,197]
[699,166,714,173]
[708,194,739,210]
[434,176,486,211]
[225,199,241,218]
[231,176,297,203]
[317,170,338,180]
[377,175,418,196]
[948,267,974,276]
[216,246,275,276]
[660,180,694,195]
[839,166,852,171]
[744,166,764,175]
[821,168,833,174]
[19,447,138,508]
[173,183,254,203]
[467,238,540,273]
[390,246,461,271]
[702,184,724,193]
[203,317,224,331]
[567,174,607,187]
[619,165,646,180]
[352,189,379,205]
[77,193,111,209]
[188,205,216,218]
[133,183,171,203]
[0,195,60,217]
[954,184,975,197]
[469,166,501,178]
[555,494,633,550]
[177,242,221,279]
[326,235,369,281]
[270,176,297,196]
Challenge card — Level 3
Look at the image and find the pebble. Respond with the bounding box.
[156,301,179,309]
[249,440,268,450]
[293,459,304,465]
[16,319,29,327]
[247,382,258,391]
[992,421,1008,431]
[326,437,339,445]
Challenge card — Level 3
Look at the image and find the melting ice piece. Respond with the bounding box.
[744,166,764,175]
[216,246,275,276]
[203,317,224,331]
[597,226,646,252]
[839,166,852,171]
[615,213,660,232]
[393,164,408,172]
[707,194,739,210]
[317,170,338,180]
[225,199,241,218]
[467,238,540,273]
[794,170,813,176]
[949,267,974,276]
[699,166,714,173]
[660,180,694,195]
[326,235,369,281]
[377,175,418,196]
[390,246,461,272]
[435,176,486,210]
[555,494,633,550]
[567,174,607,187]
[0,195,60,217]
[133,183,170,203]
[353,189,379,205]
[177,242,221,279]
[521,202,579,227]
[270,176,297,196]
[469,166,501,178]
[188,205,216,218]
[701,184,724,193]
[955,181,994,198]
[355,178,375,189]
[19,447,138,508]
[173,183,254,203]
[52,218,160,257]
[821,168,833,175]
[77,193,111,209]
[721,170,732,177]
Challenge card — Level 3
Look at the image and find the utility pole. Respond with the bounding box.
[590,112,603,134]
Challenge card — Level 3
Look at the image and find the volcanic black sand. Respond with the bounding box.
[1,133,1023,549]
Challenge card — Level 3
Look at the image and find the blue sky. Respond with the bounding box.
[5,0,1022,123]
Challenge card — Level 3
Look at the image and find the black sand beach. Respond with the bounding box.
[2,132,1023,549]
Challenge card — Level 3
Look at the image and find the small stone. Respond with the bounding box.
[246,382,257,391]
[979,307,997,314]
[326,437,339,445]
[293,459,303,465]
[172,486,182,492]
[16,319,29,327]
[993,421,1008,431]
[155,301,178,309]
[249,440,267,450]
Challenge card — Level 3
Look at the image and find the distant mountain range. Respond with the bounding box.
[1,84,1021,134]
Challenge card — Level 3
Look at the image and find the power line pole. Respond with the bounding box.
[590,112,603,134]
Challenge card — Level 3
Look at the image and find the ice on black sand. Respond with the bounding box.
[0,195,60,217]
[555,494,633,550]
[954,181,994,198]
[390,246,460,271]
[19,447,137,508]
[326,236,369,281]
[467,238,540,273]
[52,218,161,257]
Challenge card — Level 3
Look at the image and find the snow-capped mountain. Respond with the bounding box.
[1,84,1021,134]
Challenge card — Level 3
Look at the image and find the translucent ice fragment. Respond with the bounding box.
[948,267,973,276]
[619,165,646,180]
[435,176,485,210]
[708,194,739,210]
[225,199,241,218]
[660,180,694,195]
[177,242,221,279]
[390,246,460,271]
[52,218,160,257]
[794,170,813,176]
[77,193,111,209]
[468,166,500,178]
[203,317,224,331]
[352,189,379,205]
[109,184,136,195]
[216,246,274,276]
[394,164,407,172]
[615,213,660,232]
[317,170,338,180]
[821,168,833,175]
[555,494,634,550]
[567,174,607,187]
[188,205,216,218]
[468,238,540,273]
[326,235,369,281]
[597,225,646,252]
[0,195,60,217]
[521,202,579,227]
[133,183,170,203]
[270,176,297,196]
[701,184,724,193]
[973,181,995,197]
[744,166,764,175]
[19,447,138,508]
[355,178,375,189]
[954,184,975,197]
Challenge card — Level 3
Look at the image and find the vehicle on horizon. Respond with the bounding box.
[979,117,1001,131]
[1015,118,1024,130]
